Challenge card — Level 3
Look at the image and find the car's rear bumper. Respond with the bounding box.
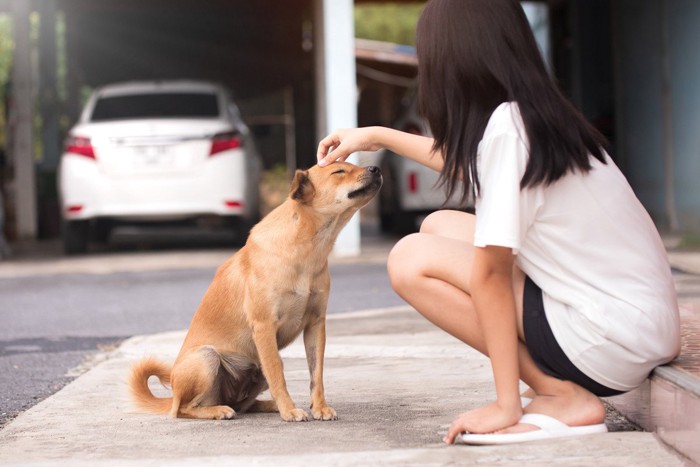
[59,152,252,221]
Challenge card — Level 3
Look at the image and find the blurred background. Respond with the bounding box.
[0,0,698,256]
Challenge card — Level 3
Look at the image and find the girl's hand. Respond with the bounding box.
[443,401,522,445]
[316,127,383,167]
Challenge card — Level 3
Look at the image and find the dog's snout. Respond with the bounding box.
[367,166,381,175]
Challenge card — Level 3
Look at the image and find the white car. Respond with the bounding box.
[58,80,262,254]
[378,90,467,235]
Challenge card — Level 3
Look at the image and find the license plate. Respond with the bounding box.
[133,145,174,167]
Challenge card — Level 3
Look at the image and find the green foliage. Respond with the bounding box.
[260,164,291,215]
[0,15,13,149]
[0,15,12,88]
[679,233,700,250]
[354,2,425,46]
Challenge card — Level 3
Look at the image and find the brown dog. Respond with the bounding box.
[129,162,382,421]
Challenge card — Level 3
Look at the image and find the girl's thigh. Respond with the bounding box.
[420,210,476,242]
[393,211,527,340]
[389,232,475,297]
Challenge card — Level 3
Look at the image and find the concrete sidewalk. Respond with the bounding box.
[0,233,698,466]
[0,306,687,466]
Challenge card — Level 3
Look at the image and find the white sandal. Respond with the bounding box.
[457,413,608,445]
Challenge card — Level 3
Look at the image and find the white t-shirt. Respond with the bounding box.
[473,102,680,391]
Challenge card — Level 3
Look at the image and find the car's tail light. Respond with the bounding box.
[64,136,96,160]
[66,205,84,214]
[224,200,244,209]
[209,131,242,156]
[408,171,418,193]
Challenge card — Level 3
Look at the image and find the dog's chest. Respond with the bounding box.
[275,275,321,347]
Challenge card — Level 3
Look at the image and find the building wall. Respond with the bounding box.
[668,0,700,231]
[614,0,700,231]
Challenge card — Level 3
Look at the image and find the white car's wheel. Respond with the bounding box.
[63,220,89,255]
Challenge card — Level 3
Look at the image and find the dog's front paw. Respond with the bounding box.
[281,408,309,422]
[214,406,237,420]
[312,404,338,421]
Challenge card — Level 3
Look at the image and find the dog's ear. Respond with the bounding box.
[290,169,315,203]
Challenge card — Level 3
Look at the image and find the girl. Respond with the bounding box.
[317,0,680,445]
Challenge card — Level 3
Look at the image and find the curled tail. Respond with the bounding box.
[129,357,173,414]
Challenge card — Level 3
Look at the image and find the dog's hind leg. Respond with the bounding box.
[217,353,270,414]
[170,345,236,420]
[248,399,278,413]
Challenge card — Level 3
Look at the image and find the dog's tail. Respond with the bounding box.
[128,357,173,414]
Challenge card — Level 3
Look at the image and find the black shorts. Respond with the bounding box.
[522,276,624,397]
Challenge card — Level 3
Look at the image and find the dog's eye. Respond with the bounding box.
[331,169,346,175]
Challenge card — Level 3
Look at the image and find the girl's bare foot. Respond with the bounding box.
[498,381,605,434]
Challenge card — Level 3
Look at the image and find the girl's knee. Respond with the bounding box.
[419,211,449,234]
[387,233,425,291]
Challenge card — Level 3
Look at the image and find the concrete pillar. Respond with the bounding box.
[12,0,37,239]
[39,0,60,171]
[314,0,360,257]
[659,0,679,231]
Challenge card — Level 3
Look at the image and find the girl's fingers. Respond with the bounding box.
[318,145,350,167]
[317,127,376,166]
[444,420,463,444]
[318,150,341,167]
[317,134,342,166]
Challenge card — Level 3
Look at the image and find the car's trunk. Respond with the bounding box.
[75,119,232,178]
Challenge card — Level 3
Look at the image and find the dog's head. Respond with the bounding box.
[289,162,382,215]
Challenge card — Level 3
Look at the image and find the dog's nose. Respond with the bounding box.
[367,166,381,175]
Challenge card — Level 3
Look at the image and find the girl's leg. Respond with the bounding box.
[388,210,605,433]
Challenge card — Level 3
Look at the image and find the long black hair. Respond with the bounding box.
[416,0,608,203]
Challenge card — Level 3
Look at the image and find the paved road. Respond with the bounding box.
[0,252,403,428]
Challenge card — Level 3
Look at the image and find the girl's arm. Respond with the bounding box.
[316,126,443,172]
[444,244,522,443]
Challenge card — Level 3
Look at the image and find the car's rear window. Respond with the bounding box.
[90,92,220,121]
